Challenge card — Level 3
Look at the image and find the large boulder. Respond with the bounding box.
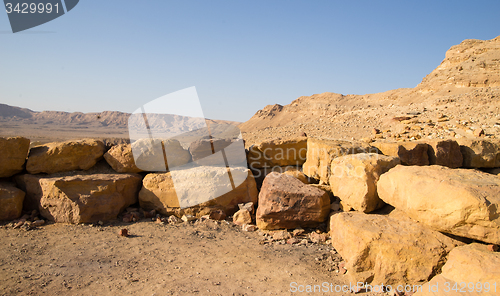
[131,138,191,172]
[103,144,144,173]
[189,138,246,166]
[372,141,429,166]
[415,243,500,296]
[256,172,330,230]
[378,165,500,244]
[0,137,30,177]
[26,139,105,174]
[456,139,500,168]
[247,137,307,169]
[425,139,463,168]
[189,138,232,161]
[0,182,25,221]
[22,173,141,223]
[330,212,461,286]
[329,153,400,213]
[442,243,500,286]
[139,166,258,217]
[15,160,118,211]
[302,138,377,184]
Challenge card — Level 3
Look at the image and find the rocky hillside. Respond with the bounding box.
[240,35,500,146]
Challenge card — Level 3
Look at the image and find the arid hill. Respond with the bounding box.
[240,35,500,146]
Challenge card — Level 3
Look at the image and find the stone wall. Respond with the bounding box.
[0,137,256,223]
[1,135,500,289]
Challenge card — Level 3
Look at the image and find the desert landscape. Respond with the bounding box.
[1,35,500,296]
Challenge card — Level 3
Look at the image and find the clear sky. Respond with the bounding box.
[1,0,499,122]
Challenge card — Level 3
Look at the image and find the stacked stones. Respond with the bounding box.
[1,135,499,293]
[0,137,257,224]
[247,136,500,293]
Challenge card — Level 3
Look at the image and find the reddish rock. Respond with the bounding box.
[119,229,129,237]
[251,166,309,190]
[256,172,330,230]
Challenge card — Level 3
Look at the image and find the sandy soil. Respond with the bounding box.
[0,218,390,296]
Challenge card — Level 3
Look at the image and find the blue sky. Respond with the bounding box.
[1,0,499,122]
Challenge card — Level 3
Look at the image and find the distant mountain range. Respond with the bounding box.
[0,104,129,126]
[0,103,241,144]
[0,103,239,127]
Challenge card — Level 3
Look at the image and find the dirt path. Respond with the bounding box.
[0,219,389,296]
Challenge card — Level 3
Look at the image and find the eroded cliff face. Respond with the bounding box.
[418,36,500,91]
